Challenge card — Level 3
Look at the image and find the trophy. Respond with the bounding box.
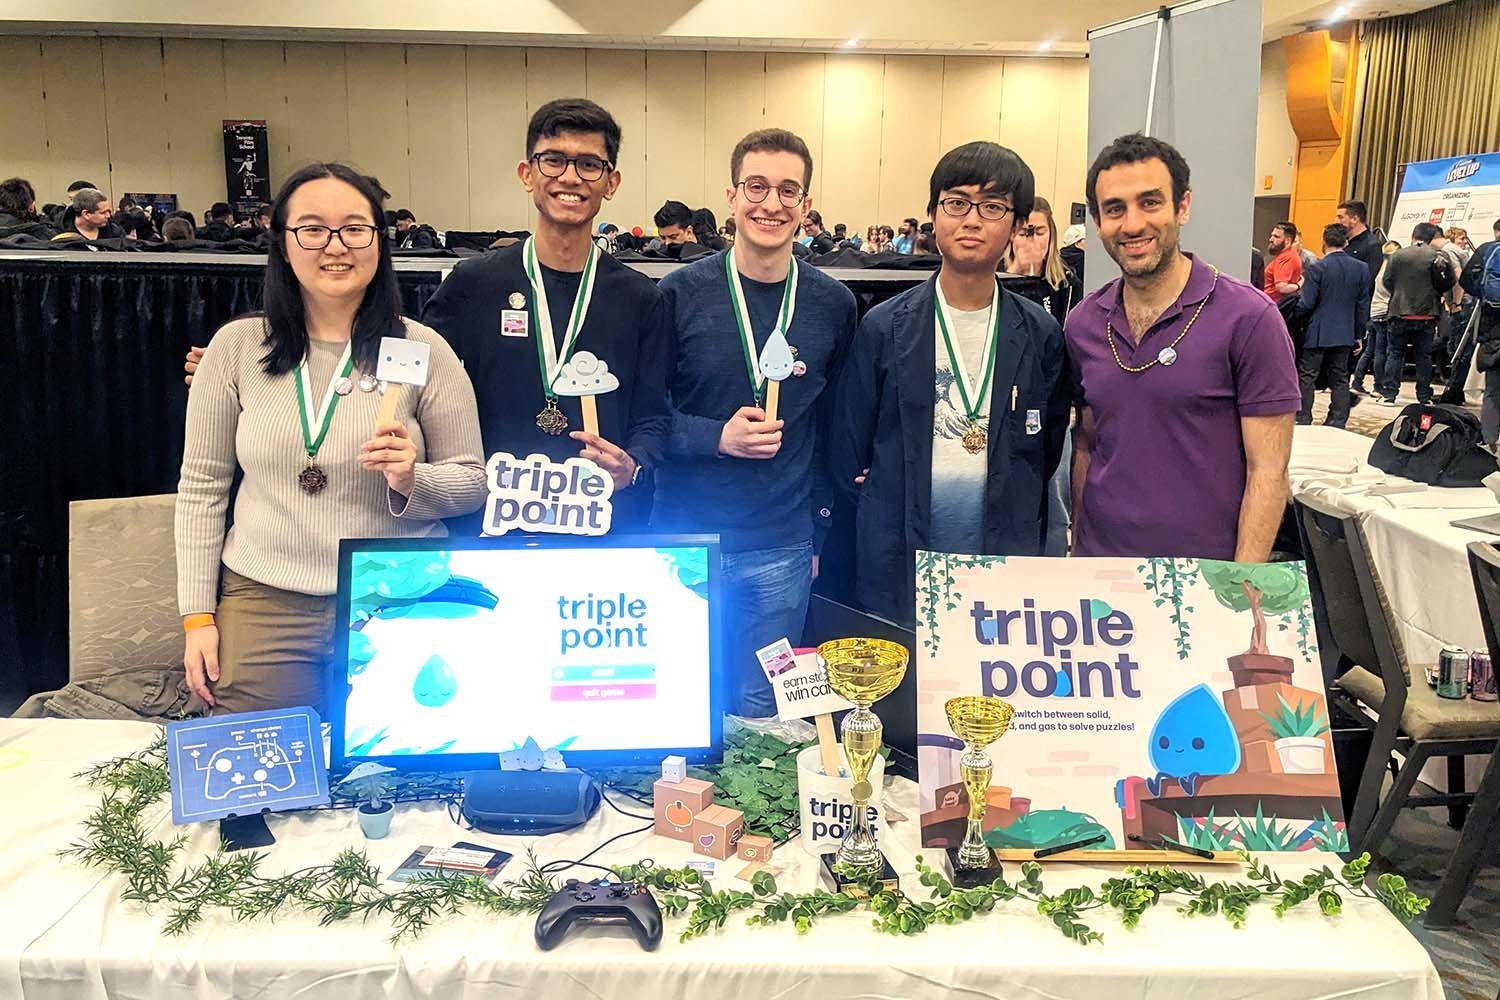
[817,637,908,896]
[943,695,1014,886]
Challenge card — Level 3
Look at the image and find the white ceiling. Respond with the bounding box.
[0,0,1458,56]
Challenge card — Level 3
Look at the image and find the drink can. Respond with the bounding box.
[1437,646,1469,700]
[1425,661,1440,688]
[1470,650,1497,702]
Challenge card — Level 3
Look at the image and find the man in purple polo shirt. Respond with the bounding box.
[1067,134,1298,562]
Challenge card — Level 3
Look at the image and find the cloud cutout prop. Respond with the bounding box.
[552,351,620,396]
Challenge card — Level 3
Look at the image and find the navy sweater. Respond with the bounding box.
[653,251,857,552]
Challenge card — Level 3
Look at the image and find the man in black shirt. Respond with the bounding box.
[1337,200,1385,281]
[421,99,669,529]
[654,200,698,246]
[802,210,836,254]
[197,202,237,243]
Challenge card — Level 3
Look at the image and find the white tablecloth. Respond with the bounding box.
[1290,425,1493,663]
[0,719,1443,1000]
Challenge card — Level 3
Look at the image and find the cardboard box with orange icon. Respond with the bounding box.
[653,777,714,840]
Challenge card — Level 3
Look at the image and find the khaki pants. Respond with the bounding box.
[212,568,336,716]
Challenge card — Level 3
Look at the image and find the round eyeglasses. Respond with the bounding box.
[736,177,807,208]
[530,151,613,182]
[937,197,1015,221]
[286,224,378,250]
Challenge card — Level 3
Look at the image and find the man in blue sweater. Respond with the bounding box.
[654,128,857,716]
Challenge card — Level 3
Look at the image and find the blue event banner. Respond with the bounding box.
[166,708,329,825]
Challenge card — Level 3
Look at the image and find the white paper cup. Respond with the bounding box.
[795,745,885,857]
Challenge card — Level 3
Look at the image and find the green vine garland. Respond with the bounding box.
[60,736,1428,946]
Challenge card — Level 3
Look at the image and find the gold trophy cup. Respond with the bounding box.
[818,637,908,892]
[943,695,1014,883]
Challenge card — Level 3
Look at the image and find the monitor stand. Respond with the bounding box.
[220,813,275,851]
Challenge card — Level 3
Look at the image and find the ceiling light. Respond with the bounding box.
[843,38,858,48]
[1038,40,1054,51]
[1327,3,1350,20]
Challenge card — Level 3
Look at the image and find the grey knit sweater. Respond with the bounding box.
[176,315,487,614]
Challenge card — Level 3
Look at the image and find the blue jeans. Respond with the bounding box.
[1353,319,1391,395]
[1383,318,1436,404]
[721,542,814,716]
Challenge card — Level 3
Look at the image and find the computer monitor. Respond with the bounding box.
[329,534,723,772]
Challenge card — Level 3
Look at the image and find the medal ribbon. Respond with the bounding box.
[524,236,601,400]
[724,247,798,406]
[293,342,355,459]
[933,278,1001,424]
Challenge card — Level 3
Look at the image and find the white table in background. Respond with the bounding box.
[0,719,1443,1000]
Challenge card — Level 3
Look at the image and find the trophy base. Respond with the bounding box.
[820,853,900,899]
[945,846,1005,889]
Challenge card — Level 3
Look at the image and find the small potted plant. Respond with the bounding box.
[338,762,398,839]
[1262,695,1330,774]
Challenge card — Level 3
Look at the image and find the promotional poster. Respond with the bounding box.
[916,554,1346,854]
[222,119,271,216]
[1387,151,1500,238]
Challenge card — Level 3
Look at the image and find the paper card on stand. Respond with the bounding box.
[755,638,797,680]
[770,652,855,721]
[376,337,432,388]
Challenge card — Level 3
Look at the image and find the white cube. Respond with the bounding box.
[661,755,687,783]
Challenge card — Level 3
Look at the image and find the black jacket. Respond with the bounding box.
[397,224,439,251]
[0,211,56,240]
[420,244,670,530]
[1383,244,1447,318]
[831,275,1071,625]
[197,220,237,243]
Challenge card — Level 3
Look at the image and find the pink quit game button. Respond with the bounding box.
[550,684,657,702]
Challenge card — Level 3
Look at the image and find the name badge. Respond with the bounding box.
[500,310,529,337]
[1025,409,1042,435]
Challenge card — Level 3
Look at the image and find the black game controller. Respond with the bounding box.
[534,878,663,951]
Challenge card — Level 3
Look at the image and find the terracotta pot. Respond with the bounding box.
[1227,653,1295,688]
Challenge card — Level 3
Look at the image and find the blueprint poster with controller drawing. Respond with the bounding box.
[166,708,329,824]
[914,555,1346,854]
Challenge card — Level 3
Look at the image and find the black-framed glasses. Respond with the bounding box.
[937,196,1015,221]
[286,224,378,250]
[530,151,612,181]
[737,177,807,207]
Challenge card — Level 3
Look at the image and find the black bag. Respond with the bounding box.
[1368,403,1496,487]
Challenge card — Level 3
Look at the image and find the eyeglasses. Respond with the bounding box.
[530,151,613,182]
[937,196,1015,221]
[286,224,378,250]
[736,177,807,207]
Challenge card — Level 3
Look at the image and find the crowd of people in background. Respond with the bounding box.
[1267,195,1500,442]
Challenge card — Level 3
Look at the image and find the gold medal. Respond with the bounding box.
[961,422,987,455]
[536,399,569,435]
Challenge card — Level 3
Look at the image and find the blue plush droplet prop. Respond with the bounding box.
[412,654,457,708]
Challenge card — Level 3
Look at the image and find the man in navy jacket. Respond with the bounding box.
[832,142,1072,626]
[1295,223,1371,428]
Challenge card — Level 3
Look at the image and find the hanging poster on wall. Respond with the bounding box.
[1387,151,1500,239]
[915,553,1346,855]
[223,119,271,217]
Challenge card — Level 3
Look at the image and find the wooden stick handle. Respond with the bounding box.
[764,379,780,423]
[581,394,599,437]
[376,383,402,424]
[814,712,842,779]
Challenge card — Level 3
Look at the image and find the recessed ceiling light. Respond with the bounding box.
[1327,2,1350,20]
[843,38,858,48]
[1038,40,1054,51]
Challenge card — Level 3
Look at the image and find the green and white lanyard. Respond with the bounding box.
[292,341,355,493]
[724,247,798,406]
[524,235,601,434]
[934,278,1001,454]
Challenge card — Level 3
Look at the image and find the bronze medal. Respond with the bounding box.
[961,423,987,455]
[536,399,569,436]
[298,464,328,494]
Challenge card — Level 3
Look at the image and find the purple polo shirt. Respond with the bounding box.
[1065,254,1298,559]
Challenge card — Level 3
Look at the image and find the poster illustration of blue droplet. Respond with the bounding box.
[165,708,329,825]
[915,554,1345,855]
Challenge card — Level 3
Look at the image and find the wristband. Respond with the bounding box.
[183,613,216,633]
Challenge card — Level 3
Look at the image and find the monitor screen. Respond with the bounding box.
[330,534,722,771]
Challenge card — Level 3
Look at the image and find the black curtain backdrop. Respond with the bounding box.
[0,258,444,695]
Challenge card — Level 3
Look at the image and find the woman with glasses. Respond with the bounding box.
[175,161,487,715]
[1004,196,1083,325]
[831,142,1072,624]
